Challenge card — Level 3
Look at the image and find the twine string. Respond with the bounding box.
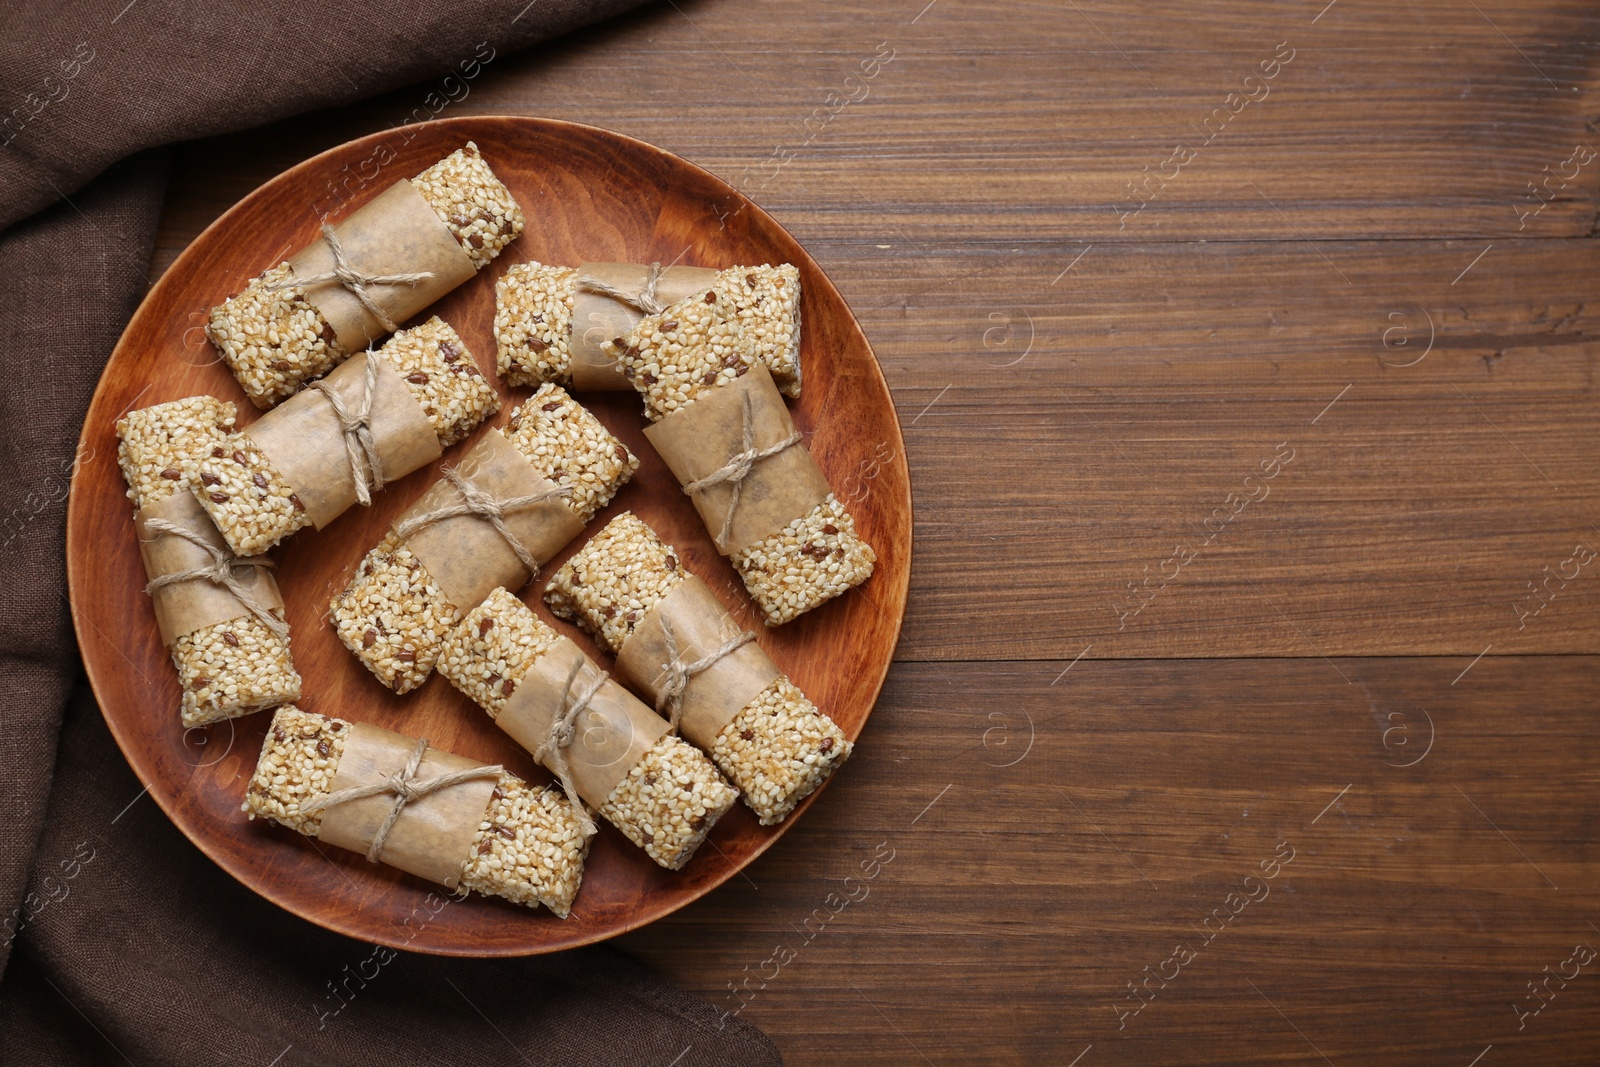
[141,518,288,639]
[532,657,604,838]
[267,223,433,334]
[654,614,756,735]
[392,466,570,576]
[301,737,504,865]
[310,351,385,507]
[576,261,667,317]
[678,389,802,550]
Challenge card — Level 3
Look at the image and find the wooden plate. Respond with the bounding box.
[66,117,910,956]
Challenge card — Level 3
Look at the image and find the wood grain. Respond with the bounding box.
[135,0,1600,1062]
[67,118,911,956]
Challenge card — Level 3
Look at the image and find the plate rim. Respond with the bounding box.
[66,114,912,956]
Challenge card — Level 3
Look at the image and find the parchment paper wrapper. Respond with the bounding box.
[615,576,779,746]
[401,429,586,611]
[245,351,442,530]
[288,180,478,352]
[644,362,830,555]
[498,637,668,806]
[134,491,284,647]
[570,263,722,390]
[316,722,499,889]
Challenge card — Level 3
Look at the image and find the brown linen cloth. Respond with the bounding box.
[0,2,782,1064]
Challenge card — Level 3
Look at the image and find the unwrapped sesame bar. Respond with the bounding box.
[115,397,301,728]
[333,385,637,693]
[545,513,851,825]
[602,285,874,625]
[243,706,588,916]
[194,317,499,557]
[495,262,802,397]
[208,142,524,408]
[439,588,740,869]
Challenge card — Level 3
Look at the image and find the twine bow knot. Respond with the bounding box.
[301,738,503,865]
[392,466,570,576]
[576,262,667,317]
[679,389,802,551]
[268,223,434,334]
[654,615,756,734]
[141,518,288,639]
[311,351,385,507]
[531,658,604,837]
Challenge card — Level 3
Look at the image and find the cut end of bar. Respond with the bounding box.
[458,778,591,918]
[602,285,753,422]
[437,587,561,720]
[731,495,876,626]
[494,262,579,387]
[207,263,349,410]
[503,384,639,524]
[115,396,238,510]
[243,705,353,837]
[411,141,525,270]
[190,430,311,558]
[173,615,301,729]
[331,532,462,694]
[543,511,686,654]
[718,264,802,399]
[376,316,501,447]
[713,676,851,825]
[597,733,740,870]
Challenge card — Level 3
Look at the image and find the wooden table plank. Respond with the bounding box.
[142,0,1600,1061]
[618,656,1600,1066]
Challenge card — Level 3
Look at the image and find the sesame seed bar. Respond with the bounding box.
[545,513,851,824]
[495,263,802,397]
[503,384,640,524]
[332,387,637,693]
[603,287,875,625]
[728,493,877,627]
[115,397,301,728]
[242,706,589,916]
[440,589,740,868]
[208,142,523,409]
[493,263,579,388]
[409,142,526,271]
[194,318,500,557]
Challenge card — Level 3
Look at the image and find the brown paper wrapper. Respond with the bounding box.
[135,492,285,646]
[401,429,585,612]
[497,637,668,805]
[615,576,780,748]
[289,180,478,351]
[246,352,442,530]
[569,263,722,390]
[643,362,830,555]
[317,722,499,890]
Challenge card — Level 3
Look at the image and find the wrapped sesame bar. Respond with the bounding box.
[194,317,499,557]
[333,385,636,693]
[602,285,875,625]
[208,142,524,408]
[243,706,588,916]
[439,588,740,868]
[495,262,802,397]
[115,397,301,728]
[545,513,851,825]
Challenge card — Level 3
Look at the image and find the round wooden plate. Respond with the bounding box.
[66,117,910,956]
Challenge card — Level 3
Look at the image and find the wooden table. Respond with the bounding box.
[151,1,1600,1062]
